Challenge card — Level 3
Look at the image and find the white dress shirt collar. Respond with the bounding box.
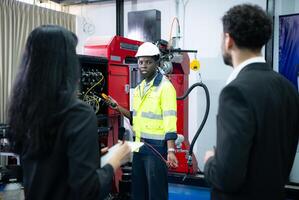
[226,56,266,85]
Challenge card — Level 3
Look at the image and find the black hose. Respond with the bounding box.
[177,82,210,158]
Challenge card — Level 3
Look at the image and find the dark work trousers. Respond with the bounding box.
[131,152,168,200]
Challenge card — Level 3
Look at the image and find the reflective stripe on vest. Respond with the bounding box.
[163,110,176,117]
[140,132,165,140]
[141,112,162,120]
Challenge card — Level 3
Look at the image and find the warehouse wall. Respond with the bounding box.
[170,0,267,171]
[69,0,176,53]
[69,1,116,52]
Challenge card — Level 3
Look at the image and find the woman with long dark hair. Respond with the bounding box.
[7,25,131,200]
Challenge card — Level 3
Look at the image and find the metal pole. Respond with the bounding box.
[265,0,275,68]
[116,0,124,36]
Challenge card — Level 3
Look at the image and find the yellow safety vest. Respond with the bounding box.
[132,72,177,153]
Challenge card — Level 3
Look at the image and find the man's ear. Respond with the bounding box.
[224,33,234,50]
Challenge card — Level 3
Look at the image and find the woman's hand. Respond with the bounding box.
[107,142,131,172]
[100,147,109,156]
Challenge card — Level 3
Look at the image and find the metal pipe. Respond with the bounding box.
[170,49,197,53]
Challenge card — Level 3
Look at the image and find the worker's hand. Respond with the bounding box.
[100,147,109,156]
[204,150,215,164]
[107,142,131,172]
[167,152,178,168]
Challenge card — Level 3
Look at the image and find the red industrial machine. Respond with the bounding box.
[79,36,142,196]
[80,35,199,170]
[79,36,199,198]
[167,53,198,174]
[156,39,199,174]
[81,36,142,148]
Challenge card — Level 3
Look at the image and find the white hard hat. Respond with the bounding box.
[135,42,160,57]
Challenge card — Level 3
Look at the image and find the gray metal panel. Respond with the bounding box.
[128,9,161,42]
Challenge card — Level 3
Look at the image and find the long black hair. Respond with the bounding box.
[7,25,80,156]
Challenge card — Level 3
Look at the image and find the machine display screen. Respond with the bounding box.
[120,42,139,51]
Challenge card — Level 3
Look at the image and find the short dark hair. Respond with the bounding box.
[222,4,272,50]
[8,25,80,155]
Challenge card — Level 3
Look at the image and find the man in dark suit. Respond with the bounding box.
[204,4,299,200]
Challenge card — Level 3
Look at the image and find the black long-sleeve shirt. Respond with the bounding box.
[21,99,114,200]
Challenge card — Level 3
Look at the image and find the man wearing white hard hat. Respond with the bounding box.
[108,42,178,200]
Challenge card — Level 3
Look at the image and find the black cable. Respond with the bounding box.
[177,82,210,162]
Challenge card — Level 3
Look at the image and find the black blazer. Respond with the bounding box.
[21,99,114,200]
[204,63,299,200]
